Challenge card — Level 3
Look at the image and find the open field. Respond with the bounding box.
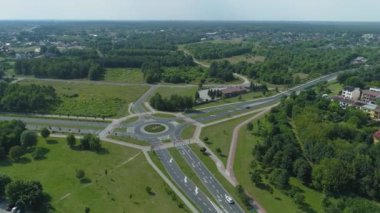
[327,81,343,95]
[155,86,197,99]
[20,79,149,118]
[104,68,145,84]
[234,119,324,213]
[109,135,150,146]
[180,125,196,139]
[1,137,185,213]
[200,113,259,165]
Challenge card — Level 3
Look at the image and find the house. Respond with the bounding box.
[332,96,365,109]
[220,86,249,98]
[373,131,380,144]
[360,89,380,104]
[342,86,361,100]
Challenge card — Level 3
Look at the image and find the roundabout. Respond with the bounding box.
[142,123,168,134]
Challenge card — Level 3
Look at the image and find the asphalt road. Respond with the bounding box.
[177,145,244,213]
[131,85,158,114]
[186,71,347,123]
[155,148,220,213]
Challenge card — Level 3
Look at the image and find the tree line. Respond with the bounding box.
[15,58,105,80]
[185,42,252,59]
[150,93,193,112]
[249,88,380,211]
[0,83,59,113]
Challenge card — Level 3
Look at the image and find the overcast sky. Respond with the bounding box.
[1,0,379,22]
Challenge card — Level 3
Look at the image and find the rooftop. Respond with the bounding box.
[374,131,380,139]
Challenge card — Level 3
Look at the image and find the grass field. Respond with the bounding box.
[327,81,343,95]
[109,135,150,146]
[180,125,196,139]
[104,68,145,84]
[155,86,197,99]
[200,113,259,165]
[234,118,324,213]
[1,137,185,213]
[144,124,166,133]
[20,79,149,118]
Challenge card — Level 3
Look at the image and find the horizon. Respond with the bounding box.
[1,0,380,22]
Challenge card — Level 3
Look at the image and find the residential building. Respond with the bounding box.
[361,89,380,104]
[342,86,361,100]
[373,131,380,144]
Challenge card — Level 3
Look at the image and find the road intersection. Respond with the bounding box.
[3,70,351,213]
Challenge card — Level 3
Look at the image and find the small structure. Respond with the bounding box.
[373,131,380,144]
[220,86,249,98]
[342,86,361,100]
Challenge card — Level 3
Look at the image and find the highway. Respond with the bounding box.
[155,148,221,213]
[186,71,347,123]
[177,145,244,213]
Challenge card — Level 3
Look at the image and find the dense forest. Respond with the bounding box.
[185,42,252,59]
[15,59,104,80]
[150,93,193,112]
[0,83,59,113]
[337,66,380,88]
[250,87,380,212]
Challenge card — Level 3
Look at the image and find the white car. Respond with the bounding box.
[225,194,234,204]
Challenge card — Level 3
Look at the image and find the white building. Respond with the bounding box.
[342,86,361,100]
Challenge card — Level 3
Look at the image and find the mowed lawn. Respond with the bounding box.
[234,119,324,213]
[1,138,185,213]
[155,86,197,99]
[20,79,149,118]
[104,68,145,84]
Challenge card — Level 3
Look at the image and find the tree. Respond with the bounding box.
[0,174,11,196]
[89,137,101,152]
[216,148,222,155]
[251,169,262,185]
[247,122,254,131]
[195,91,200,102]
[0,147,6,160]
[293,158,312,184]
[75,169,85,180]
[146,186,154,195]
[269,169,289,189]
[5,180,44,210]
[31,147,45,160]
[200,147,207,154]
[312,158,352,194]
[20,130,37,148]
[40,128,50,140]
[9,146,23,161]
[66,134,76,147]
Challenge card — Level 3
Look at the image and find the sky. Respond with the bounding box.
[1,0,380,22]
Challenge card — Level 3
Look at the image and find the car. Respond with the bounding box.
[225,194,234,204]
[245,106,251,109]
